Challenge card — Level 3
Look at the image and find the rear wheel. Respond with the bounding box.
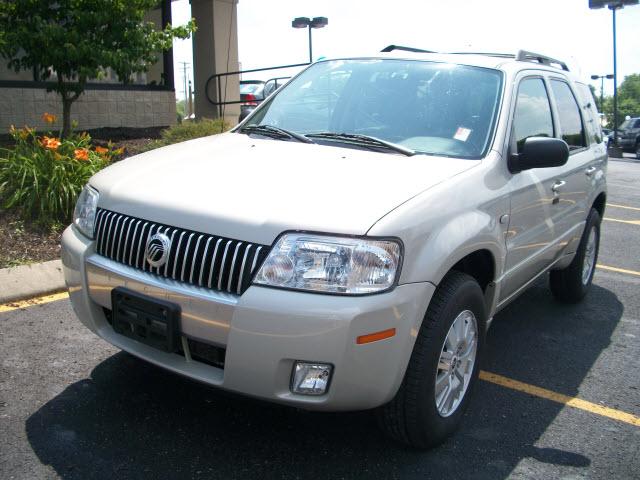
[549,208,601,303]
[635,141,640,159]
[376,271,486,449]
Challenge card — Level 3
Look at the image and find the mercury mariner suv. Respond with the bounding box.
[62,47,607,448]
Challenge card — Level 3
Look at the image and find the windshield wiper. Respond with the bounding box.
[305,132,415,156]
[239,124,315,144]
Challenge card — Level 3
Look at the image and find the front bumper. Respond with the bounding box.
[62,225,434,411]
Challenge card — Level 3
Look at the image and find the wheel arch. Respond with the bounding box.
[592,191,606,218]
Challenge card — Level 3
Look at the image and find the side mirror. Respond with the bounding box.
[509,137,569,173]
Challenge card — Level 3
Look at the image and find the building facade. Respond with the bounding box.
[0,0,240,133]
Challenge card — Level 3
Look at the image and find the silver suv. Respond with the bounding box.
[63,47,607,448]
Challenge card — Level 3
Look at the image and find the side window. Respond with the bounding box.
[550,80,586,150]
[513,78,554,153]
[575,82,602,145]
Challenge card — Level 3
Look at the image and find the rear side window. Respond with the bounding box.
[575,82,603,145]
[550,80,586,150]
[513,78,554,153]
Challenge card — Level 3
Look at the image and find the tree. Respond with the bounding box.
[0,1,195,137]
[603,74,640,128]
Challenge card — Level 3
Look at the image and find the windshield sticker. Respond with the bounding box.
[454,127,472,142]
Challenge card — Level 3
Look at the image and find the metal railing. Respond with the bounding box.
[204,62,310,117]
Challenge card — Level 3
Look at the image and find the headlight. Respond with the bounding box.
[254,233,402,295]
[73,185,99,239]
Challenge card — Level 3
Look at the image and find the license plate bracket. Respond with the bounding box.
[111,287,181,353]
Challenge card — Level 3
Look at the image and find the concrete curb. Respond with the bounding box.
[0,259,65,304]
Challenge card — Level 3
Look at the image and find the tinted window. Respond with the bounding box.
[513,78,554,153]
[550,80,586,149]
[251,60,503,158]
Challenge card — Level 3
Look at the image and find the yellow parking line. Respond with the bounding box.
[0,291,69,313]
[607,203,640,212]
[597,264,640,277]
[603,217,640,226]
[480,371,640,427]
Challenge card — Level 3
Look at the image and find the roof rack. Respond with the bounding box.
[380,45,570,72]
[381,45,437,54]
[515,50,569,71]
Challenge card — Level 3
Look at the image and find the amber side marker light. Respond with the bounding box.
[357,328,396,344]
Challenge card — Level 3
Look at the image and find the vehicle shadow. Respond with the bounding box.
[25,279,621,480]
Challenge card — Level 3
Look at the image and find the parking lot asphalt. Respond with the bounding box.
[1,157,639,480]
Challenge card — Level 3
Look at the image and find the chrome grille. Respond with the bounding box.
[93,208,269,295]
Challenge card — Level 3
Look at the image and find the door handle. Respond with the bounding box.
[585,166,597,177]
[551,180,566,193]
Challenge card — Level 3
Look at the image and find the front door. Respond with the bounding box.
[501,76,559,302]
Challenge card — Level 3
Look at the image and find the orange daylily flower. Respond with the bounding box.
[42,112,57,124]
[74,148,90,161]
[95,146,109,155]
[41,136,61,150]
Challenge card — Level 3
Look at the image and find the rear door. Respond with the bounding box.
[544,78,591,259]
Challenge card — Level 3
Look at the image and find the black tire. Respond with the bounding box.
[635,141,640,159]
[376,271,486,449]
[549,208,601,303]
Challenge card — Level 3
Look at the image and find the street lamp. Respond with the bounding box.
[590,73,614,122]
[589,0,639,155]
[292,16,328,63]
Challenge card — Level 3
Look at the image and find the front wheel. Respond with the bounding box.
[549,208,601,303]
[635,141,640,159]
[376,271,486,449]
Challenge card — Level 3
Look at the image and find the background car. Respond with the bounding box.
[239,77,290,122]
[239,80,266,122]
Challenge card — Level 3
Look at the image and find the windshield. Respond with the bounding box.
[618,119,631,131]
[246,59,503,158]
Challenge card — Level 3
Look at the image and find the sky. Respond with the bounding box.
[171,0,640,102]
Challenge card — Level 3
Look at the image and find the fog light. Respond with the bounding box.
[291,362,332,395]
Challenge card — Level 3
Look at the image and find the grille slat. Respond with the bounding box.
[237,244,252,295]
[217,240,233,291]
[94,208,268,295]
[207,239,223,289]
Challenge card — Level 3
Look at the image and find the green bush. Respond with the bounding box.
[0,116,116,225]
[143,118,230,151]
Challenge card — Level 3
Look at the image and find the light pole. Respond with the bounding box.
[590,73,614,120]
[292,17,328,63]
[589,0,638,155]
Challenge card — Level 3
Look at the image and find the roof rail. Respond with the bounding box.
[380,45,570,71]
[515,50,569,71]
[381,45,437,54]
[449,51,515,59]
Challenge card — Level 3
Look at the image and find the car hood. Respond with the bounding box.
[91,133,478,245]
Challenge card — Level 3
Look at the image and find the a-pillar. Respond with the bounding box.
[191,0,240,125]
